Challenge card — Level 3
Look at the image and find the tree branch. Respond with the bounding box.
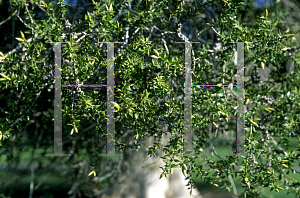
[17,7,34,35]
[211,27,223,37]
[34,1,45,12]
[0,9,18,26]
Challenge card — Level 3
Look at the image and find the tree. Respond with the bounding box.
[0,0,299,197]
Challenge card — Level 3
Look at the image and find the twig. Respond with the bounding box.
[144,26,161,37]
[196,27,212,38]
[27,126,45,170]
[113,9,135,21]
[177,23,189,42]
[132,27,140,36]
[151,25,176,36]
[17,7,34,35]
[7,88,43,128]
[125,23,129,49]
[82,123,97,133]
[211,127,225,160]
[29,165,34,198]
[34,172,51,191]
[228,174,238,197]
[25,3,35,25]
[136,0,143,9]
[211,27,223,37]
[162,37,169,55]
[128,0,132,10]
[265,129,283,152]
[0,9,18,26]
[34,1,45,12]
[5,84,24,121]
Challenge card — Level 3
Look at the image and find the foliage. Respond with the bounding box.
[0,0,300,197]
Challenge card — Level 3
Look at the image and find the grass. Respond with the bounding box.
[0,136,299,198]
[190,136,300,198]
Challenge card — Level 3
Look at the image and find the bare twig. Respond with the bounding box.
[114,9,134,21]
[29,165,34,198]
[27,126,45,170]
[125,23,129,49]
[265,129,284,152]
[162,37,169,55]
[34,172,51,191]
[177,23,189,42]
[132,27,140,36]
[17,6,34,35]
[228,174,238,197]
[0,9,18,26]
[25,3,35,25]
[211,27,223,37]
[34,1,45,12]
[196,27,212,38]
[151,25,176,36]
[136,0,143,9]
[211,126,225,160]
[7,87,43,128]
[144,26,161,37]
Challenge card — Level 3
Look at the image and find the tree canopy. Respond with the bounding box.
[0,0,300,197]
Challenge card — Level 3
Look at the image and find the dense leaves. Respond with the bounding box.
[0,0,300,197]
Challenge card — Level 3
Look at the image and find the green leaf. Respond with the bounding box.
[0,73,11,81]
[282,164,288,168]
[20,31,25,40]
[151,55,160,59]
[159,173,163,179]
[134,133,139,139]
[248,118,258,127]
[16,37,24,42]
[154,49,160,56]
[112,102,121,111]
[264,107,275,112]
[88,170,96,177]
[134,113,139,119]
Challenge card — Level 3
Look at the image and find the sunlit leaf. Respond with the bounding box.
[248,118,258,127]
[154,49,160,57]
[88,171,96,177]
[151,55,160,59]
[112,102,121,111]
[16,37,24,42]
[20,31,26,40]
[0,73,11,81]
